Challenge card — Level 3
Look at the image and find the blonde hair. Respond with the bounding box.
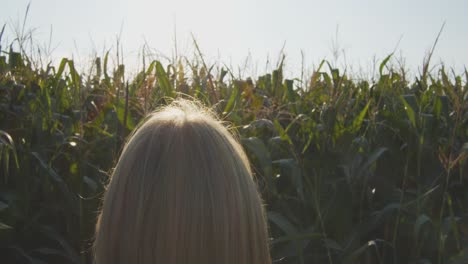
[93,99,272,264]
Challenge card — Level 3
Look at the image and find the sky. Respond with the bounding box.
[1,0,467,78]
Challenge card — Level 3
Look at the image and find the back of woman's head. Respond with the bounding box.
[94,99,271,264]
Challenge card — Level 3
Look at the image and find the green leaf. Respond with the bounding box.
[224,81,240,114]
[67,60,81,93]
[274,120,293,145]
[321,72,332,88]
[460,142,468,155]
[155,61,175,97]
[39,226,80,263]
[342,240,378,264]
[348,101,371,133]
[284,114,306,134]
[372,203,401,221]
[55,58,68,81]
[31,248,79,264]
[357,147,388,176]
[449,248,468,264]
[95,57,102,78]
[241,137,275,193]
[30,152,79,214]
[114,64,125,82]
[115,98,135,131]
[8,50,23,69]
[414,214,432,241]
[447,194,461,249]
[272,159,304,201]
[324,238,344,252]
[273,231,321,245]
[284,79,296,103]
[267,211,298,235]
[83,176,98,192]
[309,60,326,88]
[379,53,393,76]
[0,221,12,229]
[420,113,434,142]
[8,246,34,262]
[219,67,228,83]
[0,130,20,183]
[272,67,283,98]
[400,95,417,128]
[0,56,6,73]
[103,50,110,82]
[0,23,5,43]
[0,201,8,211]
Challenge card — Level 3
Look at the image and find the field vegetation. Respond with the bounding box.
[0,13,467,264]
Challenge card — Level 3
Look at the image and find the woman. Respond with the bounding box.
[93,99,272,264]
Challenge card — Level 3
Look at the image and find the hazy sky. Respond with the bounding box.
[1,0,467,77]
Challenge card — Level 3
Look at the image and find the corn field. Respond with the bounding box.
[0,30,467,264]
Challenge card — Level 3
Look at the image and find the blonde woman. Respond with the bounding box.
[93,99,272,264]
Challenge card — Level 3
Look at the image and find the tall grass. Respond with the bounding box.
[0,17,467,264]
